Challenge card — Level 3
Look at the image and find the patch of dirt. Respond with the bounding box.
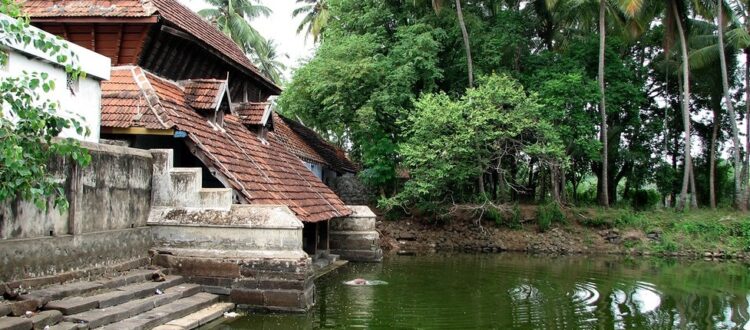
[377,205,624,255]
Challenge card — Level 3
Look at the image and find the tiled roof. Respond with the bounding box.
[101,66,350,222]
[22,0,281,93]
[180,79,227,111]
[22,0,154,17]
[277,115,358,174]
[235,102,269,126]
[272,112,328,166]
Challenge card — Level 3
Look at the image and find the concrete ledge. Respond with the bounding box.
[150,225,302,251]
[0,227,152,283]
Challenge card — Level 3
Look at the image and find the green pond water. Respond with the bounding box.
[216,253,750,329]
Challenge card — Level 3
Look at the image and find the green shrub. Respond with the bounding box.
[509,204,522,229]
[630,189,660,210]
[578,216,612,228]
[653,235,679,253]
[486,207,503,226]
[537,203,565,232]
[615,211,646,228]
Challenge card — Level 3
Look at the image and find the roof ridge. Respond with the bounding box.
[130,66,175,128]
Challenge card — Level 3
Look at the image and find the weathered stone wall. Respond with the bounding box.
[148,205,316,312]
[0,142,153,283]
[329,174,374,205]
[330,206,383,262]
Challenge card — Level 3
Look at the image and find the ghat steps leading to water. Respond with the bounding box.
[0,268,234,330]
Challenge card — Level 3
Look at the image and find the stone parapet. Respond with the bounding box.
[330,206,383,262]
[148,205,315,312]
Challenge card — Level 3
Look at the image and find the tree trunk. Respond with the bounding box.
[673,0,693,211]
[718,2,747,211]
[745,49,750,208]
[689,159,698,207]
[455,0,474,87]
[598,0,609,208]
[710,105,720,209]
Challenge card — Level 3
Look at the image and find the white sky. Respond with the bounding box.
[178,0,317,82]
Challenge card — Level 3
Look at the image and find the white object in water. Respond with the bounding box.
[224,311,240,318]
[344,279,388,286]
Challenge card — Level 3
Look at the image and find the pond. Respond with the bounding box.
[216,253,750,329]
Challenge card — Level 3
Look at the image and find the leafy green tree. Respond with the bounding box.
[388,74,564,207]
[1,0,91,211]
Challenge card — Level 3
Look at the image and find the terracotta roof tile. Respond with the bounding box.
[22,0,153,17]
[100,67,349,222]
[22,0,281,92]
[235,102,268,126]
[276,115,358,174]
[180,79,226,111]
[271,112,329,166]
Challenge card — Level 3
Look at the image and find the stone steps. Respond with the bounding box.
[150,302,234,330]
[46,276,186,316]
[0,271,230,330]
[62,282,199,328]
[99,293,219,330]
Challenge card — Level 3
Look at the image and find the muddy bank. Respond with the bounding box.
[379,217,621,254]
[376,215,748,260]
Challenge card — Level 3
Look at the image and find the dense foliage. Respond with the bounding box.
[280,0,750,212]
[1,0,91,211]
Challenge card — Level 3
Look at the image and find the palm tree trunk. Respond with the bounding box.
[689,158,698,207]
[598,0,609,207]
[745,49,750,207]
[455,0,474,87]
[718,1,747,211]
[710,105,720,209]
[673,0,692,211]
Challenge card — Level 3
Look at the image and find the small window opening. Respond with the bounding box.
[66,72,79,95]
[49,230,54,236]
[258,126,269,145]
[212,110,225,127]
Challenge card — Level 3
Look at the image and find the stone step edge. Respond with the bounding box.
[44,275,185,315]
[60,282,199,328]
[98,292,219,330]
[152,302,235,330]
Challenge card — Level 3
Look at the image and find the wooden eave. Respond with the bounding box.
[159,25,281,95]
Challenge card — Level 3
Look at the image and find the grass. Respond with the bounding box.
[572,207,750,255]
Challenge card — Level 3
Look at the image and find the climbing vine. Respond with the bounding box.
[0,0,91,211]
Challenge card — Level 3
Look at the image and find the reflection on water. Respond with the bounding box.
[216,254,750,329]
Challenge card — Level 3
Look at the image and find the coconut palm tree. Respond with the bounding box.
[293,0,329,43]
[250,38,288,85]
[198,0,271,56]
[545,0,645,207]
[666,0,699,210]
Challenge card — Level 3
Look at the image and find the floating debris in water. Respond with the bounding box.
[343,278,388,286]
[224,311,240,318]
